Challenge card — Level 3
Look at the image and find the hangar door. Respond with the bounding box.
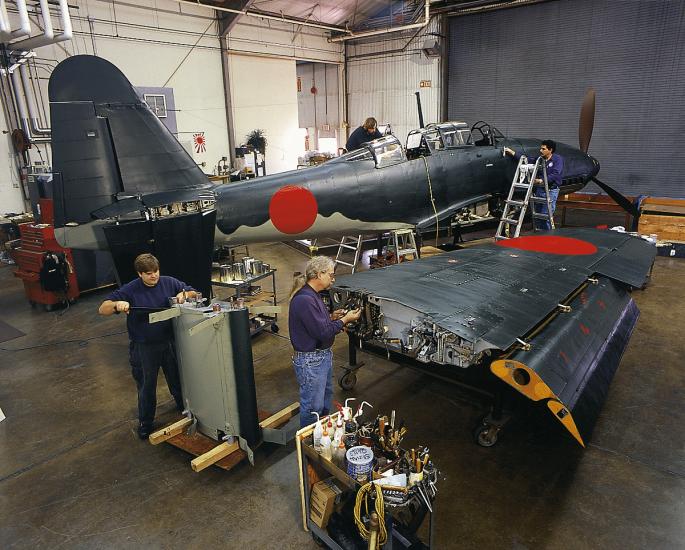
[447,1,685,198]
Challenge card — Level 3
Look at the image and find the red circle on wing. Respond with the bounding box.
[495,235,598,255]
[269,185,318,234]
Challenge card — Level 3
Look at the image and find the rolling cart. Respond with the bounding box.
[296,414,435,549]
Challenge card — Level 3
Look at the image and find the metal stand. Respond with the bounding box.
[212,269,279,336]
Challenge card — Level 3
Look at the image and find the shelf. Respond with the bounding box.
[211,268,277,288]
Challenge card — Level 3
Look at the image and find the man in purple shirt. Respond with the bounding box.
[505,140,564,230]
[99,253,197,439]
[289,256,361,427]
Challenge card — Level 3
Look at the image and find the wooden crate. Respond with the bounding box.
[639,197,685,242]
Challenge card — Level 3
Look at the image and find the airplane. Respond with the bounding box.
[45,55,657,447]
[48,54,633,263]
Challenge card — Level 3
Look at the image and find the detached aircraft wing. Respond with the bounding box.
[332,228,656,446]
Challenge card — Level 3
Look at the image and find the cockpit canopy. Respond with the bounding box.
[338,135,406,168]
[405,121,473,157]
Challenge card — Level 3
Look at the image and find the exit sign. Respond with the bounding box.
[419,80,432,88]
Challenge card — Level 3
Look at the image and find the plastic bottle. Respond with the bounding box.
[342,398,356,421]
[320,424,332,461]
[333,437,347,469]
[333,416,344,447]
[312,412,323,453]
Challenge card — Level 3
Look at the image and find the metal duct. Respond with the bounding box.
[19,63,49,135]
[12,0,72,51]
[0,0,30,41]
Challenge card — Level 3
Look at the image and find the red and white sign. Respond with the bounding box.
[193,132,206,153]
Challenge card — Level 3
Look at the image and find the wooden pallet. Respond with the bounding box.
[150,403,299,472]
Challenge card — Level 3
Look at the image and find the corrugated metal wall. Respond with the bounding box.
[447,1,685,198]
[346,17,443,146]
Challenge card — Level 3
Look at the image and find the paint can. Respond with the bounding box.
[219,265,232,283]
[346,446,374,483]
[252,260,264,275]
[232,262,246,281]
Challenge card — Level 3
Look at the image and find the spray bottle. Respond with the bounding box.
[333,415,344,447]
[312,412,323,453]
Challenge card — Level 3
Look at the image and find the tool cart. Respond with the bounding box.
[296,410,436,549]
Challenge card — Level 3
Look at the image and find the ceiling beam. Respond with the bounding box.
[212,0,256,36]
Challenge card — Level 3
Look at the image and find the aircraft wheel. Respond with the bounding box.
[339,371,357,391]
[474,423,499,447]
[270,323,279,333]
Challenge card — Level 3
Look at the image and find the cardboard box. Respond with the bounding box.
[309,478,343,529]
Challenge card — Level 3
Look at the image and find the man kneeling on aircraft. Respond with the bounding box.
[505,140,564,230]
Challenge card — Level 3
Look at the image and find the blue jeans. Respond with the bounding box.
[292,349,333,427]
[129,341,183,426]
[534,187,559,230]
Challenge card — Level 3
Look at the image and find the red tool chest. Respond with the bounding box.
[14,222,80,310]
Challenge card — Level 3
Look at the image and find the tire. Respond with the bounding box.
[339,371,357,391]
[474,424,499,447]
[270,323,279,333]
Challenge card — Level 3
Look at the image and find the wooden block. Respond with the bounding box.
[259,402,300,429]
[149,417,193,445]
[191,441,241,472]
[419,246,444,257]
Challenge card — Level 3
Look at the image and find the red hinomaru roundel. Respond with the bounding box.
[269,185,318,234]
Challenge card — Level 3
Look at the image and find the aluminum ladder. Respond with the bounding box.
[334,235,364,273]
[495,155,555,240]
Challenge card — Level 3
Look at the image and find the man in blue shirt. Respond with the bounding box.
[289,256,361,427]
[505,140,564,230]
[345,117,383,152]
[99,253,197,439]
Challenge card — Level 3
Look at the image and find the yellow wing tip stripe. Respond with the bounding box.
[490,359,585,447]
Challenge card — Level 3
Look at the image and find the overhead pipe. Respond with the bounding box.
[329,0,430,43]
[13,0,72,51]
[0,1,11,37]
[173,0,350,35]
[10,66,50,143]
[19,63,49,134]
[0,0,30,41]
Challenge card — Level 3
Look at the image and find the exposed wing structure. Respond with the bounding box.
[332,228,656,445]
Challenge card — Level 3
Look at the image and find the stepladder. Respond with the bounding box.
[495,155,555,240]
[334,229,420,274]
[389,228,419,263]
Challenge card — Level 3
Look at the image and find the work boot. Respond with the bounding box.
[137,422,153,440]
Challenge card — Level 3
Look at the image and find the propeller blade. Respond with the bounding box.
[591,177,639,218]
[579,88,596,153]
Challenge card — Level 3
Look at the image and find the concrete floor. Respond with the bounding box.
[1,239,684,549]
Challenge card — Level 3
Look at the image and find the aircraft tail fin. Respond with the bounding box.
[48,55,212,228]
